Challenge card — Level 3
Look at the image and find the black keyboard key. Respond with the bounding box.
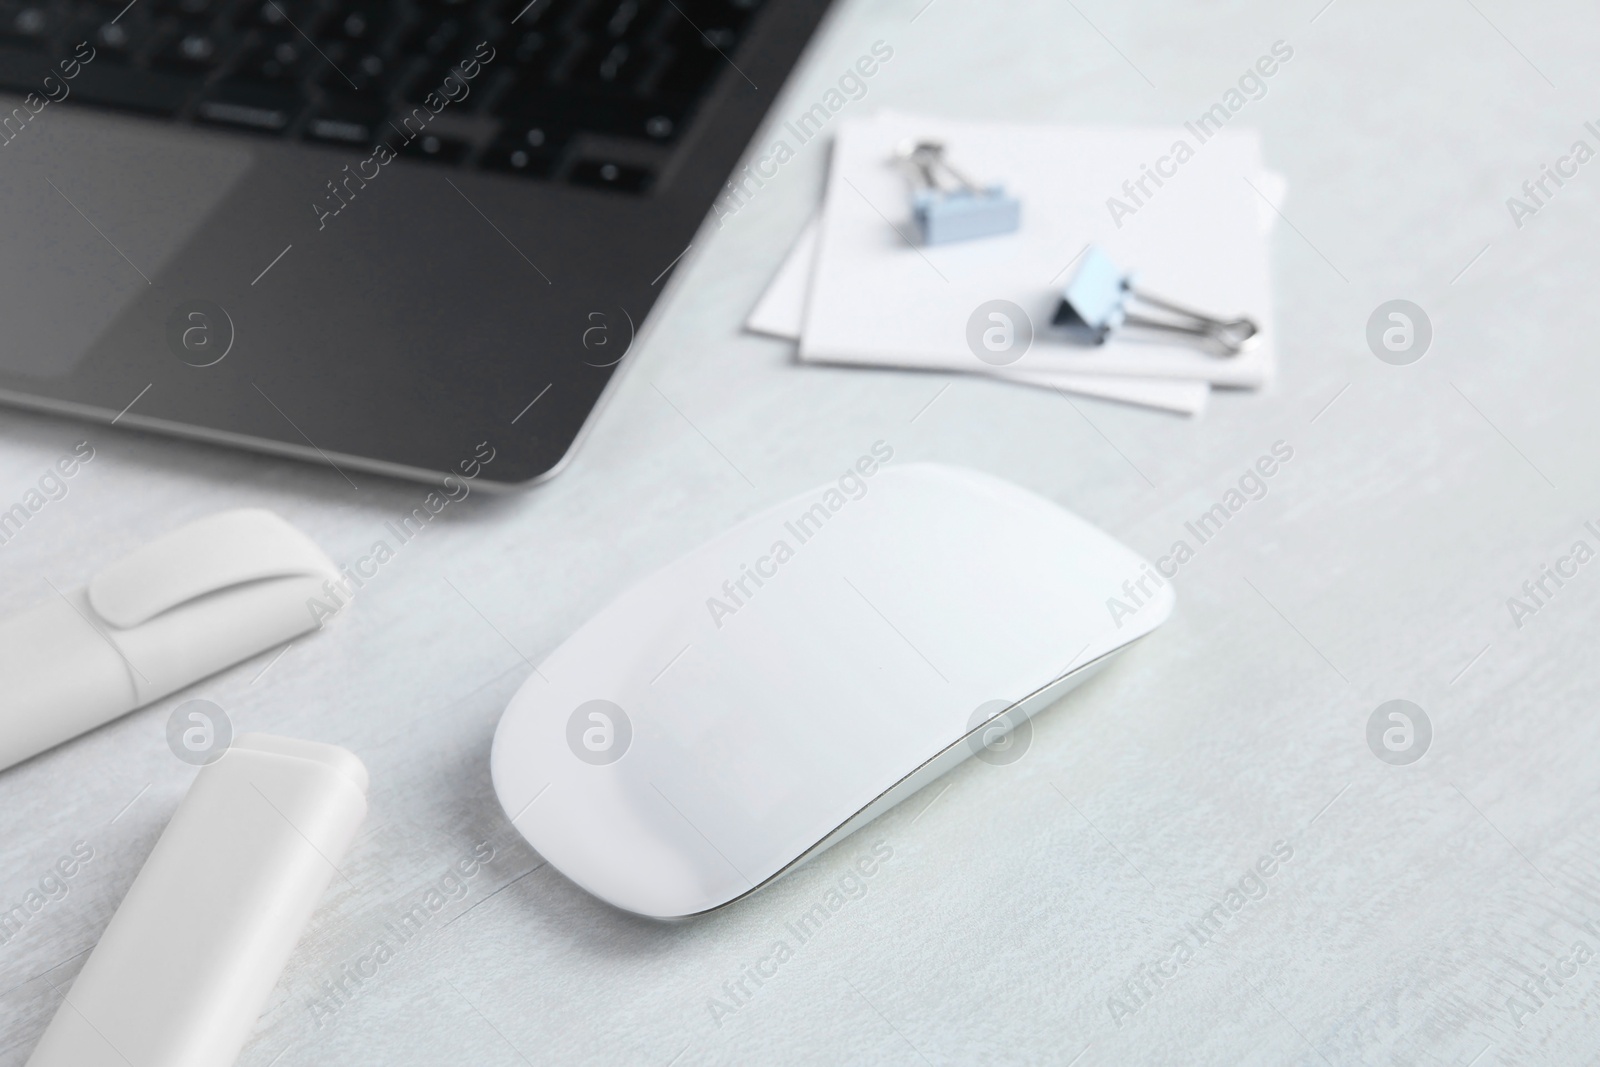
[480,124,559,176]
[648,34,717,97]
[709,24,740,48]
[528,92,670,140]
[397,130,467,162]
[197,81,304,130]
[152,0,220,19]
[499,117,564,147]
[495,0,565,27]
[475,17,506,50]
[149,27,226,72]
[0,3,56,49]
[599,0,645,37]
[399,14,463,58]
[324,2,387,44]
[67,61,193,113]
[233,0,315,31]
[568,157,650,192]
[480,140,555,176]
[582,39,638,84]
[229,32,307,83]
[502,26,549,69]
[316,34,391,88]
[631,39,673,92]
[490,115,563,149]
[603,101,681,140]
[304,93,384,144]
[399,59,440,100]
[492,69,575,114]
[401,57,481,103]
[76,14,149,62]
[326,45,386,88]
[543,30,587,81]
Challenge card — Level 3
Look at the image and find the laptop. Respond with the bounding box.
[0,0,833,487]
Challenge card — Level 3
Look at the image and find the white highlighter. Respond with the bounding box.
[0,509,339,771]
[26,734,368,1067]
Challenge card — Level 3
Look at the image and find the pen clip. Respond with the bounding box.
[88,509,340,628]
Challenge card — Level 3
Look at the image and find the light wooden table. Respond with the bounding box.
[5,0,1600,1063]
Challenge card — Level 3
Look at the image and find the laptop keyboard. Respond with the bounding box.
[0,0,763,191]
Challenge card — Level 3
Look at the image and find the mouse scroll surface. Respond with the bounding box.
[491,463,1173,918]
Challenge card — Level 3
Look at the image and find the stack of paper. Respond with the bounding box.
[745,112,1286,416]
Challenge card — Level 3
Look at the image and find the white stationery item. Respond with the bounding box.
[1054,243,1260,354]
[897,140,1022,245]
[26,734,368,1067]
[746,172,1284,415]
[748,219,1211,415]
[0,509,338,771]
[492,462,1173,918]
[801,114,1276,388]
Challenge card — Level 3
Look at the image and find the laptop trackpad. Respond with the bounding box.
[0,101,253,379]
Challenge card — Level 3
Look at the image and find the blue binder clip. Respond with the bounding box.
[1053,244,1258,356]
[895,140,1021,246]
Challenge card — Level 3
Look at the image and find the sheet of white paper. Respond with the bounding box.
[996,368,1210,413]
[745,165,1283,417]
[801,115,1274,387]
[746,220,821,341]
[746,171,1284,345]
[747,220,1212,414]
[1257,169,1288,227]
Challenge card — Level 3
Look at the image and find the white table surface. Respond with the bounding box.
[5,0,1600,1063]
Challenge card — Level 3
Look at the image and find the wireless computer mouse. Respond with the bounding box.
[491,459,1173,918]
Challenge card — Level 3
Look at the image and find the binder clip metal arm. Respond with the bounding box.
[1053,244,1259,356]
[893,139,1021,246]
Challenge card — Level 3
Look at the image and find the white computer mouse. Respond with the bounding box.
[491,460,1173,918]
